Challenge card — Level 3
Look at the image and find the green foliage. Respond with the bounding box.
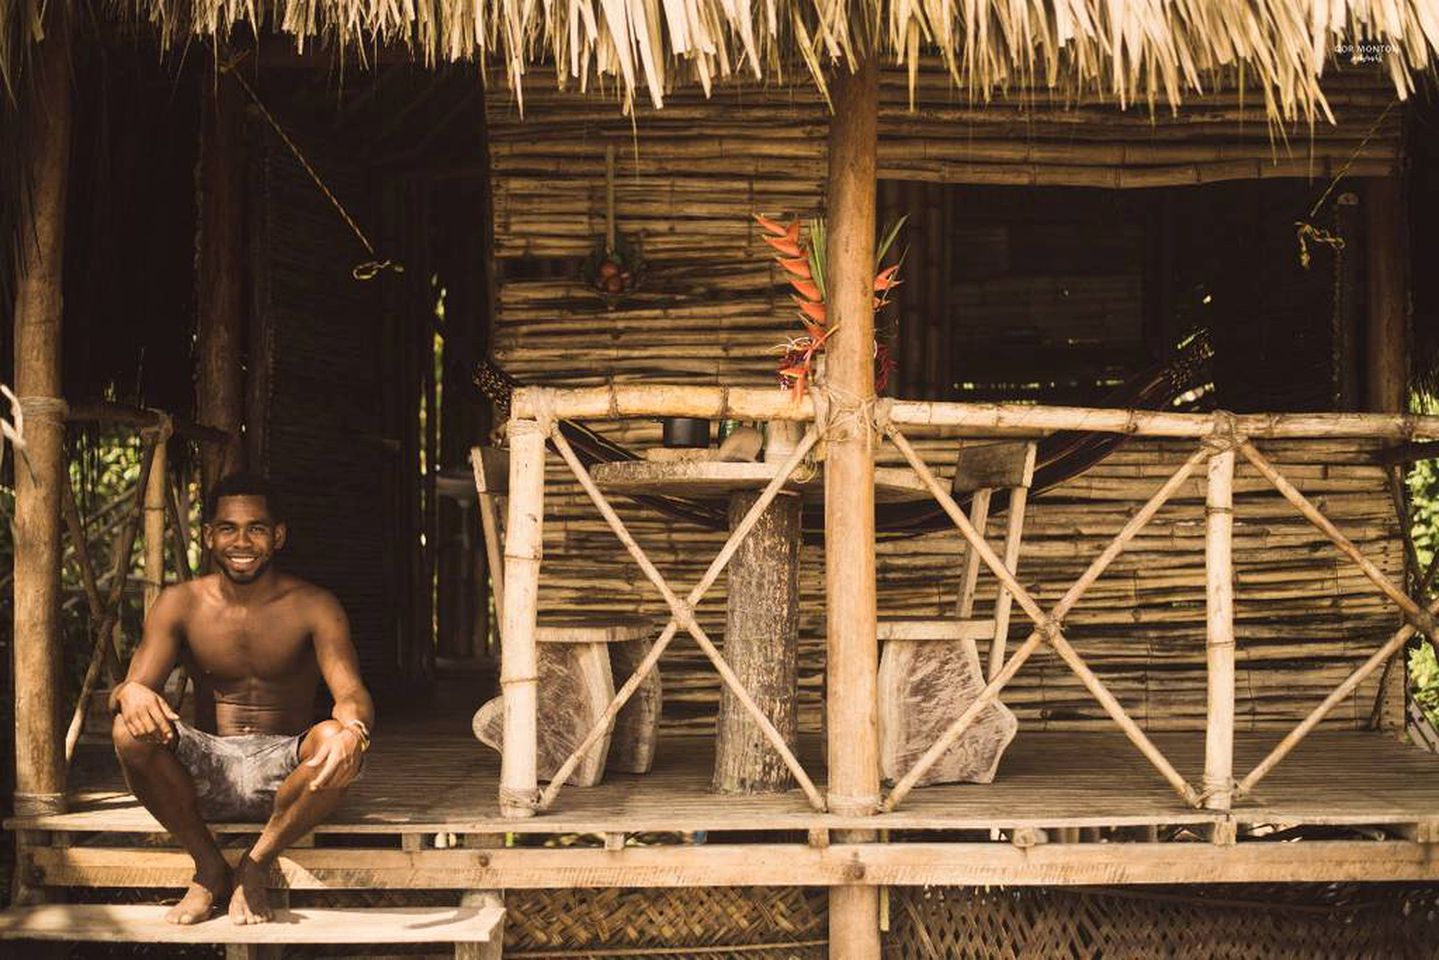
[1408,392,1439,726]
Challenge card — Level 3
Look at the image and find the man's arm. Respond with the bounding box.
[110,585,186,743]
[308,590,374,790]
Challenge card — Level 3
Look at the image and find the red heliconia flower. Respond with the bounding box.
[757,211,904,394]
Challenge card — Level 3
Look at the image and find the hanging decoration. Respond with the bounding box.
[584,144,646,306]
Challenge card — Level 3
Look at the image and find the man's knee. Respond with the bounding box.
[112,714,160,761]
[301,719,345,758]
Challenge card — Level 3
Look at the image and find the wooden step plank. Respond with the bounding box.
[0,904,504,944]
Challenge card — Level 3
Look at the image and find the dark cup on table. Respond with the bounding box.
[662,417,711,448]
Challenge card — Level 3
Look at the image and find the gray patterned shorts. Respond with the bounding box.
[173,721,304,822]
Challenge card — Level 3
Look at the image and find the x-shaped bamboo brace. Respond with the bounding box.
[1234,441,1439,796]
[538,422,827,812]
[882,425,1208,812]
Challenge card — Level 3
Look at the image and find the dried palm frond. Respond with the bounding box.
[1,1,1435,121]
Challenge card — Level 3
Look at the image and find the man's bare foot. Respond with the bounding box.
[228,854,274,925]
[164,862,230,925]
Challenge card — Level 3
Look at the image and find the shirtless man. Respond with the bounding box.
[110,472,374,926]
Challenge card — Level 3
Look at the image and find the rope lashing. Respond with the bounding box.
[818,383,876,444]
[1201,410,1245,455]
[497,784,541,811]
[8,396,68,484]
[666,598,697,634]
[16,394,68,424]
[218,57,403,282]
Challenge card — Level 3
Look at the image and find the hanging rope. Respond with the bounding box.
[1294,100,1396,269]
[218,57,403,282]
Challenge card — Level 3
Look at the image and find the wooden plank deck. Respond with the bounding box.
[8,726,1439,837]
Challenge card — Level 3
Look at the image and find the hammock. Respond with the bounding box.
[473,331,1213,542]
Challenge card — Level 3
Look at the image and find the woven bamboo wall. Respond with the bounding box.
[486,67,1407,733]
[884,884,1439,959]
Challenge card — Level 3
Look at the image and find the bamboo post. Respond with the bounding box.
[143,433,169,612]
[196,70,247,490]
[11,11,74,818]
[825,55,882,960]
[498,418,545,818]
[1364,176,1410,734]
[1203,447,1237,824]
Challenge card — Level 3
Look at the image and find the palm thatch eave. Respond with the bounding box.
[7,1,1439,121]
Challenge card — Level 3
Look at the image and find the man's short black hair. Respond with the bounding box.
[205,472,285,524]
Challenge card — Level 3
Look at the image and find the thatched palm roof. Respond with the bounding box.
[5,2,1439,118]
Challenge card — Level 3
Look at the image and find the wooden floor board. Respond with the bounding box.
[7,726,1437,836]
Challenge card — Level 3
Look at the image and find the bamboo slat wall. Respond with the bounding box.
[485,67,1407,733]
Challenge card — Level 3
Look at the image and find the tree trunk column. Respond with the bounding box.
[713,490,802,793]
[1364,177,1410,734]
[825,56,882,960]
[196,71,247,492]
[11,15,74,817]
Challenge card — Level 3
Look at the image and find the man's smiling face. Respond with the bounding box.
[204,495,286,584]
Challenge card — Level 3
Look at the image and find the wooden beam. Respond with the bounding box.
[25,841,1439,889]
[196,70,248,491]
[825,55,881,960]
[509,386,1439,440]
[10,9,73,819]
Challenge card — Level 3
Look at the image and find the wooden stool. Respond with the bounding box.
[468,446,662,787]
[878,441,1034,787]
[472,619,657,786]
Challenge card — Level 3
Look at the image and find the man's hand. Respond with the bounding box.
[115,682,180,745]
[306,728,364,791]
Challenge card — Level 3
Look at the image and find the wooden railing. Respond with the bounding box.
[499,385,1439,825]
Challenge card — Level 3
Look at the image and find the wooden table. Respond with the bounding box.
[592,456,929,794]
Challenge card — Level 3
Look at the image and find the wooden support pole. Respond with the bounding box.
[143,437,168,612]
[11,12,74,818]
[1203,448,1237,822]
[196,71,247,491]
[825,55,881,960]
[498,418,545,818]
[1364,176,1410,734]
[1365,178,1409,416]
